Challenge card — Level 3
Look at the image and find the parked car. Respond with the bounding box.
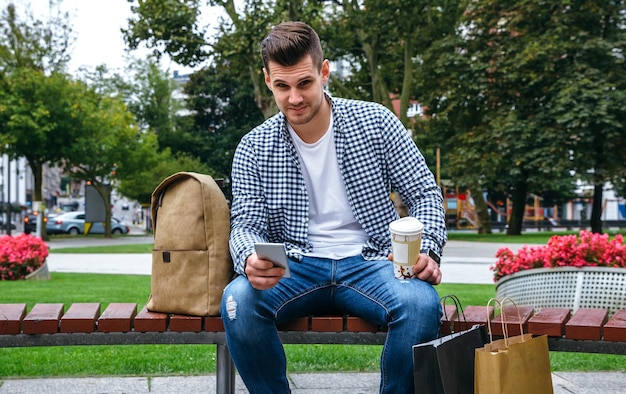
[46,211,130,235]
[23,212,47,234]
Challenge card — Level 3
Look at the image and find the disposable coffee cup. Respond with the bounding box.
[389,217,424,279]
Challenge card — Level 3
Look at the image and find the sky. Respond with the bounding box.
[2,0,224,75]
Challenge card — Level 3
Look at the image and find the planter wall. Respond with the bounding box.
[25,260,50,281]
[495,267,626,315]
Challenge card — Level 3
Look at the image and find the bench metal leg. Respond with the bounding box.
[216,343,235,394]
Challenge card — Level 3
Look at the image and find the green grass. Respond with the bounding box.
[51,243,153,254]
[447,229,626,244]
[1,273,623,377]
[48,229,626,254]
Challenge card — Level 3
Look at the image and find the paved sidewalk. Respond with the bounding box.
[44,237,532,284]
[2,236,624,393]
[3,371,626,393]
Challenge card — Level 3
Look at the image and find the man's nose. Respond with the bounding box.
[288,88,303,104]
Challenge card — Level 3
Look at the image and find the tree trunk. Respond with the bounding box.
[590,183,603,234]
[470,187,492,234]
[30,160,49,240]
[507,181,528,236]
[398,39,414,126]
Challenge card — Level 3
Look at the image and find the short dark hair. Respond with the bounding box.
[261,21,323,72]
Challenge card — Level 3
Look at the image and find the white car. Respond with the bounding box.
[46,211,130,235]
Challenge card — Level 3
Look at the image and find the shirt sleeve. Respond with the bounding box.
[382,109,447,255]
[229,136,267,274]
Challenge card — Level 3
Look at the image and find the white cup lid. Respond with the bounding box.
[389,217,424,236]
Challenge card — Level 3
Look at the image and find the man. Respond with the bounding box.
[221,21,447,394]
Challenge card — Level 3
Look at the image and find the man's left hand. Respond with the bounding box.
[387,253,442,285]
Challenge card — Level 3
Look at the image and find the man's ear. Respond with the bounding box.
[321,59,330,84]
[263,67,272,90]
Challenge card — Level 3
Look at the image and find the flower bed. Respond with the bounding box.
[492,230,626,282]
[492,230,626,314]
[0,234,49,280]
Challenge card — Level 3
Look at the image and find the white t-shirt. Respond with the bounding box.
[288,118,368,259]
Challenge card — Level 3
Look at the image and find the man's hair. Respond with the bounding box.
[261,21,323,72]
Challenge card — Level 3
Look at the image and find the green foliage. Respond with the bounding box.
[117,148,211,206]
[0,1,73,73]
[178,63,264,177]
[419,0,626,234]
[0,68,89,203]
[123,0,208,66]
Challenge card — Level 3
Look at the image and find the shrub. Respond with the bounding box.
[491,230,626,282]
[0,234,49,280]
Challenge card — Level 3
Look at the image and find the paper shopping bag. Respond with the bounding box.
[413,324,486,394]
[413,294,487,394]
[474,298,553,394]
[475,333,553,393]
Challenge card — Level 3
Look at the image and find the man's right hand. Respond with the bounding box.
[245,252,286,290]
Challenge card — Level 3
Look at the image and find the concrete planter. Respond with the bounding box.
[25,260,50,281]
[495,266,626,315]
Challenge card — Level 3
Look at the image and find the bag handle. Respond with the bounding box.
[486,297,523,347]
[440,294,469,334]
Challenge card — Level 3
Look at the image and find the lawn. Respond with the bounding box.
[48,229,626,254]
[0,272,623,377]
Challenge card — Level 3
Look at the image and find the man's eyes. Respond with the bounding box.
[275,80,311,89]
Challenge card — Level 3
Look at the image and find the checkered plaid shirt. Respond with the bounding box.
[229,94,447,274]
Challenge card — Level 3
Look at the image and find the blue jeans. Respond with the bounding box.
[220,255,441,394]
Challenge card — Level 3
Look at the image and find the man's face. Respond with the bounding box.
[264,55,330,127]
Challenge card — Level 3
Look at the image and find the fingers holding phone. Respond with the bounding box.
[246,243,290,290]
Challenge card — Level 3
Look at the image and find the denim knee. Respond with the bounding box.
[220,276,255,322]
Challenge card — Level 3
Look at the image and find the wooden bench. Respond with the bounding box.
[1,303,626,394]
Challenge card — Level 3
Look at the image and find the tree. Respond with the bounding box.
[321,0,463,126]
[116,148,211,208]
[123,0,208,67]
[0,1,74,223]
[0,1,73,73]
[124,0,329,118]
[55,82,156,238]
[1,68,83,213]
[419,0,626,235]
[178,62,264,186]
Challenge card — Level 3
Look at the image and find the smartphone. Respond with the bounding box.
[255,243,291,278]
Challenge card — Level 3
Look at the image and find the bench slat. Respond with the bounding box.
[490,306,534,336]
[135,307,168,333]
[565,308,608,340]
[459,305,492,331]
[23,303,64,334]
[0,303,26,335]
[170,315,202,332]
[311,316,343,332]
[528,308,571,337]
[205,317,225,332]
[277,317,309,331]
[603,309,626,342]
[61,303,101,333]
[98,303,137,333]
[346,316,382,333]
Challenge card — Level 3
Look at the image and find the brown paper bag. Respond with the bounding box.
[474,298,553,394]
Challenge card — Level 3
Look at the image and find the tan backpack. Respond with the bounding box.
[146,172,233,316]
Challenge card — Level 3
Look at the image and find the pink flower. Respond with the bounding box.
[0,234,49,280]
[491,230,626,282]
